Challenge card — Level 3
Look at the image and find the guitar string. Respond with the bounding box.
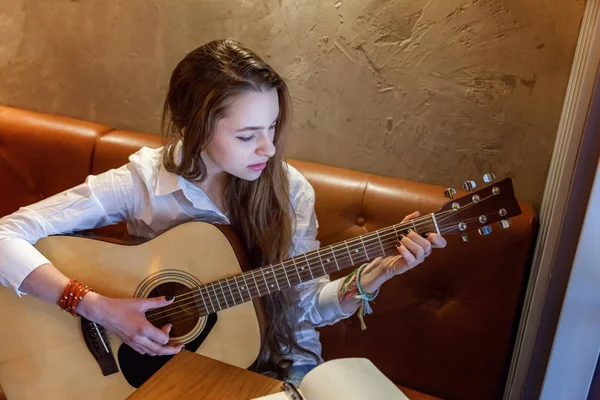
[147,193,504,320]
[141,213,494,329]
[144,212,448,320]
[146,203,499,321]
[145,212,497,325]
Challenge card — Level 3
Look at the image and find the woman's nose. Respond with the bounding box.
[256,132,276,157]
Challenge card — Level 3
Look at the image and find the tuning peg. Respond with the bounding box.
[444,188,457,200]
[483,172,496,183]
[463,180,477,192]
[499,220,511,229]
[478,225,492,236]
[461,233,468,242]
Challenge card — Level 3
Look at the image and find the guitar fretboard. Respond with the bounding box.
[186,214,438,316]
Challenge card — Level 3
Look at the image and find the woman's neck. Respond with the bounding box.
[195,150,229,215]
[197,173,228,215]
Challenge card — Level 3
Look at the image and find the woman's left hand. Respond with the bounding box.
[358,211,447,294]
[383,211,447,277]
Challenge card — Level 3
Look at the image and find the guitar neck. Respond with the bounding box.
[193,214,439,315]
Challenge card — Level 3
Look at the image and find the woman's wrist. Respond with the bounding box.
[76,291,105,323]
[358,260,392,294]
[336,262,388,329]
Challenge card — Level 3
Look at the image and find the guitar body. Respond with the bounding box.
[0,222,262,400]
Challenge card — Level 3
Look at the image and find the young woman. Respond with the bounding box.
[0,38,446,386]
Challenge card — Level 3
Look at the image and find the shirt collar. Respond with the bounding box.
[153,142,228,220]
[154,162,181,197]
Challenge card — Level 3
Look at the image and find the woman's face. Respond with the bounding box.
[202,88,279,182]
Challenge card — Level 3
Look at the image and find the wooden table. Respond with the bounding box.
[127,351,283,400]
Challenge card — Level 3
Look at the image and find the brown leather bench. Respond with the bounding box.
[0,105,538,399]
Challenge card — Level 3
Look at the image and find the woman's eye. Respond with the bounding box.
[237,135,255,142]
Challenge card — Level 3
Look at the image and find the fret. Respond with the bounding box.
[291,257,306,282]
[270,265,281,291]
[233,276,244,303]
[347,238,368,264]
[393,225,401,242]
[411,220,417,232]
[375,230,386,255]
[204,285,216,312]
[299,256,314,280]
[344,241,355,265]
[241,273,252,299]
[390,226,401,249]
[305,256,315,280]
[359,236,369,260]
[218,280,229,308]
[328,246,342,266]
[281,262,291,287]
[198,286,210,314]
[375,228,387,245]
[260,269,271,294]
[305,253,324,278]
[315,249,327,275]
[319,247,340,272]
[330,246,341,270]
[250,270,262,297]
[210,284,222,310]
[226,278,236,305]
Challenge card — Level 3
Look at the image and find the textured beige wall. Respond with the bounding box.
[0,0,585,207]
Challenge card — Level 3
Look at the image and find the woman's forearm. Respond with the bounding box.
[18,263,70,304]
[18,263,102,321]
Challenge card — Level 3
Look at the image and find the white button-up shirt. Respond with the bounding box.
[0,146,351,365]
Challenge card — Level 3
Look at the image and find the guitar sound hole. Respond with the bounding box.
[147,282,200,337]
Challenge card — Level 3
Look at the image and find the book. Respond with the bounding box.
[253,358,409,400]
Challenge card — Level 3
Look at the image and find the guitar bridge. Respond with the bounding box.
[81,317,119,376]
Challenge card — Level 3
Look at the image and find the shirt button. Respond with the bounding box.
[355,216,366,227]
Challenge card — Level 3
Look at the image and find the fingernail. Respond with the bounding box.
[421,233,430,238]
[165,295,174,301]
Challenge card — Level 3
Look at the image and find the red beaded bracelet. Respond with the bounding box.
[58,279,93,317]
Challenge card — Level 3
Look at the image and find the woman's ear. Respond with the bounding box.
[181,127,185,137]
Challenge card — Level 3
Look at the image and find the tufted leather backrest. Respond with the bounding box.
[0,105,538,400]
[0,106,113,217]
[91,130,163,175]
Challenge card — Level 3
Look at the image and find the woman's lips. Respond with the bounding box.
[247,162,267,171]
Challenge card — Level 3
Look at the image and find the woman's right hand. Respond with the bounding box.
[78,292,185,356]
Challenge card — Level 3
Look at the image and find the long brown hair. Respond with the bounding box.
[161,38,319,365]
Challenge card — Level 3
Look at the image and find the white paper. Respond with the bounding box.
[252,393,289,400]
[301,358,408,400]
[252,358,409,400]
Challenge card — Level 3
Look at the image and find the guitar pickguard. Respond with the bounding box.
[118,313,218,388]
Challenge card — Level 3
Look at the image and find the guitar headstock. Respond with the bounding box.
[434,174,522,242]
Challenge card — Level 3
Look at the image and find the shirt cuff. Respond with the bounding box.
[0,238,51,297]
[317,277,353,323]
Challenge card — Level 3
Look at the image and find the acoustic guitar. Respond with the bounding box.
[0,176,521,399]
